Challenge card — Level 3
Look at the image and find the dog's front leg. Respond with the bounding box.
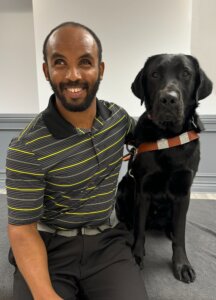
[133,191,151,269]
[172,195,196,283]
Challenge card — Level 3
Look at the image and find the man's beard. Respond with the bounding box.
[49,76,101,112]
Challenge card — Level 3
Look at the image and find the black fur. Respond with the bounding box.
[116,54,213,283]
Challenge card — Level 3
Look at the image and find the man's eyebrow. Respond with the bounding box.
[79,53,94,60]
[50,52,65,60]
[50,53,94,61]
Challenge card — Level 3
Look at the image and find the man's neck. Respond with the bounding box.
[55,98,97,129]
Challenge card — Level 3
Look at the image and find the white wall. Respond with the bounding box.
[0,0,39,114]
[0,0,215,115]
[32,0,193,116]
[191,0,216,115]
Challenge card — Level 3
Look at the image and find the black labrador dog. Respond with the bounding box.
[116,54,213,283]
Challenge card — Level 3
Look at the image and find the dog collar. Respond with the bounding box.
[137,130,199,154]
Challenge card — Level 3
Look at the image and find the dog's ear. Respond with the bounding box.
[131,68,145,105]
[131,55,161,105]
[197,68,213,100]
[187,55,213,100]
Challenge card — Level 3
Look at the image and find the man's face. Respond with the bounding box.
[43,26,104,112]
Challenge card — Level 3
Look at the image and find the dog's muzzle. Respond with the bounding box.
[152,88,184,130]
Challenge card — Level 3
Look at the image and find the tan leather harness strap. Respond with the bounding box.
[137,130,199,155]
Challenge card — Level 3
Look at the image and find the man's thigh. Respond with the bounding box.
[11,231,80,300]
[12,267,78,300]
[80,224,149,300]
[81,259,148,300]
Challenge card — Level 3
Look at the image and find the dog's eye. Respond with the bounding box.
[182,69,191,77]
[152,72,160,78]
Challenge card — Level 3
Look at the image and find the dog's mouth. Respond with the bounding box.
[149,111,184,132]
[159,120,178,130]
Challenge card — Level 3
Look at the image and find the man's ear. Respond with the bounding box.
[43,63,49,81]
[99,62,105,81]
[187,55,213,100]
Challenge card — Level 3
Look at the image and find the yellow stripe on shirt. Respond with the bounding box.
[8,204,43,211]
[6,167,43,176]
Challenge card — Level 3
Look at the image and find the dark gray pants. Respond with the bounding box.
[10,223,149,300]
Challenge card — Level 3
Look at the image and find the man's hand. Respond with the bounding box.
[122,154,131,161]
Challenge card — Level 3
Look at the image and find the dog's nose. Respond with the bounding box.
[159,91,178,105]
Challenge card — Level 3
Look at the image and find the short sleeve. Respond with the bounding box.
[6,137,45,225]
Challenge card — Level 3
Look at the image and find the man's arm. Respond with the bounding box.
[8,223,63,300]
[6,137,62,298]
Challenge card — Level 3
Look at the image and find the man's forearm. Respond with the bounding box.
[8,223,62,300]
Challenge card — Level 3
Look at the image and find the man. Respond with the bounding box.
[6,22,148,300]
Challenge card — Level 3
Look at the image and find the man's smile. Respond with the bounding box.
[64,86,86,99]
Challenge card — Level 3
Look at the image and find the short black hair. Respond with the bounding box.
[43,21,103,63]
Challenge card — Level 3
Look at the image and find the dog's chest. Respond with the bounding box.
[132,141,200,196]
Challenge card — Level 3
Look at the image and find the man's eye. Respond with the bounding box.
[54,59,65,65]
[80,59,92,65]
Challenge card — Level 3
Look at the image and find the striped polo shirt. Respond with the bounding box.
[6,95,135,230]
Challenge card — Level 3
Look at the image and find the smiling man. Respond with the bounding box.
[6,22,149,300]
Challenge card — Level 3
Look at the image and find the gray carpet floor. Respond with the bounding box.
[143,199,216,300]
[0,194,216,300]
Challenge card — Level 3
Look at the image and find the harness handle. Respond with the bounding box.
[122,145,137,172]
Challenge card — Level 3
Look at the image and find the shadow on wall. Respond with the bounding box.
[0,0,32,12]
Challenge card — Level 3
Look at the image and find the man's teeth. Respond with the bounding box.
[67,87,82,93]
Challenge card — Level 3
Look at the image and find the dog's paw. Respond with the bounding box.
[173,263,196,283]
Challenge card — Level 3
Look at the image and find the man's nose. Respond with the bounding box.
[65,66,82,81]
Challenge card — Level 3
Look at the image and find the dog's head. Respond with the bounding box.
[131,54,213,132]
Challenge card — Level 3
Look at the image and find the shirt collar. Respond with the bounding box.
[42,94,111,139]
